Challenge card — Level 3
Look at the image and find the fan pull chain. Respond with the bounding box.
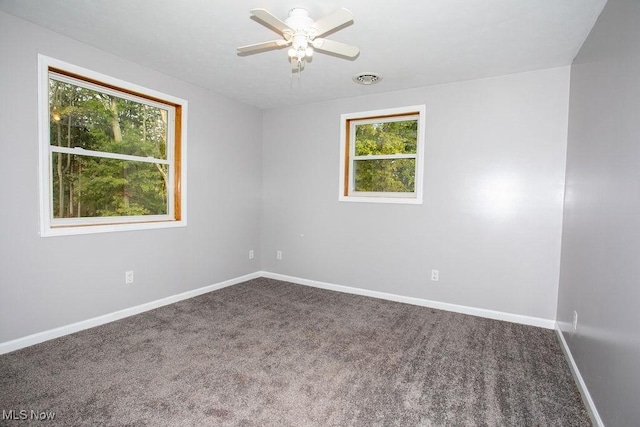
[290,59,303,89]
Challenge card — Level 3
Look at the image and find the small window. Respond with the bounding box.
[339,105,425,204]
[38,55,187,236]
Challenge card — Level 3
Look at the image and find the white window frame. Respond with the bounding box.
[339,105,426,204]
[38,55,188,236]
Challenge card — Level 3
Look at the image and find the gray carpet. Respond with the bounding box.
[0,277,590,426]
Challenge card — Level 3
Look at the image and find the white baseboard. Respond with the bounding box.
[555,324,604,427]
[260,272,556,329]
[0,270,556,355]
[0,272,262,355]
[1,270,602,425]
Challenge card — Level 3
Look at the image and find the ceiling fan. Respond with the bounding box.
[237,7,359,73]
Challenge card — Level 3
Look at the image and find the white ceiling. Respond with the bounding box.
[0,0,606,110]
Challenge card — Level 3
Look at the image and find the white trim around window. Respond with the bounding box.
[37,55,188,236]
[339,105,426,204]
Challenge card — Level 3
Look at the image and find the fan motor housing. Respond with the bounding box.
[286,8,313,31]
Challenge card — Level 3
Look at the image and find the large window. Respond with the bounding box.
[38,55,187,236]
[339,105,426,204]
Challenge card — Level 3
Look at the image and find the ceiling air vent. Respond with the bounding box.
[352,73,382,85]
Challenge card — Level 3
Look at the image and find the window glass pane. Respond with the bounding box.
[354,119,418,156]
[353,158,416,193]
[49,78,168,159]
[51,153,168,219]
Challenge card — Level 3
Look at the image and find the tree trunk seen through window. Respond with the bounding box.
[49,79,169,219]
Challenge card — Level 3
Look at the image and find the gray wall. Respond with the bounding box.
[558,0,640,425]
[0,12,263,343]
[3,5,633,423]
[262,67,570,321]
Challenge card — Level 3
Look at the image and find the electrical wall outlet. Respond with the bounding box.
[249,249,254,259]
[572,311,578,331]
[276,250,282,260]
[431,270,439,281]
[125,271,134,284]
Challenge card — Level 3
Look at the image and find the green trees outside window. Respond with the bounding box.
[38,56,186,236]
[340,105,425,204]
[353,119,418,193]
[48,74,172,219]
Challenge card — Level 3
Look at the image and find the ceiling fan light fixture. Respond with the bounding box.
[238,8,359,74]
[353,73,382,85]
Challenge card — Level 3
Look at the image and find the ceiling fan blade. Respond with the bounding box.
[311,8,354,37]
[250,9,292,34]
[237,40,290,54]
[313,38,360,58]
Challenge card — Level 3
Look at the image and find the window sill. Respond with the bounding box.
[40,219,186,237]
[339,195,423,205]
